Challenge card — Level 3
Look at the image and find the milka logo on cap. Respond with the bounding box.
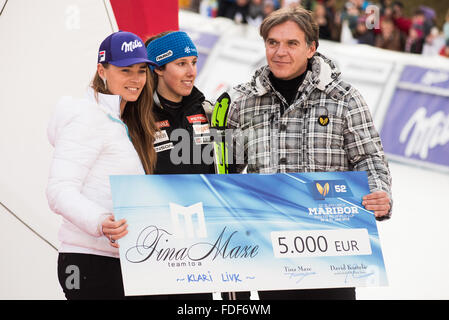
[121,40,143,53]
[156,50,173,62]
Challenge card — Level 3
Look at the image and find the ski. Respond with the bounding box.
[211,92,231,175]
[211,92,236,300]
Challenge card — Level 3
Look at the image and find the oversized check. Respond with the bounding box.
[110,171,388,296]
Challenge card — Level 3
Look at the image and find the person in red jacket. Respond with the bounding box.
[439,39,449,58]
[392,1,411,36]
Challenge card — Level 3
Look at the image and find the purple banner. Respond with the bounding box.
[399,65,449,89]
[381,66,449,169]
[181,28,220,75]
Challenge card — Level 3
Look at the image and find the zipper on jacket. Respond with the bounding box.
[107,114,131,141]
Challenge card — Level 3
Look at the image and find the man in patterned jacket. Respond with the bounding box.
[226,6,392,300]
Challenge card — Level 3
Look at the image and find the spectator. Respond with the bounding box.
[190,0,202,12]
[419,5,436,38]
[375,18,404,52]
[263,0,276,17]
[323,0,340,41]
[353,0,371,11]
[203,0,445,56]
[372,4,391,37]
[422,26,445,56]
[315,2,332,40]
[217,0,250,24]
[405,27,424,54]
[234,0,250,23]
[282,0,300,8]
[199,0,218,17]
[179,0,192,10]
[181,0,202,12]
[247,0,265,26]
[443,8,449,43]
[391,1,411,36]
[379,0,393,16]
[217,0,235,19]
[439,39,449,58]
[340,1,361,36]
[404,10,426,54]
[355,15,375,45]
[300,0,317,11]
[411,9,426,36]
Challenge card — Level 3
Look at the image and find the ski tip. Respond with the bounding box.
[212,92,232,128]
[216,92,231,102]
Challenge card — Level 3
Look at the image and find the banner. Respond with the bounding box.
[110,172,387,296]
[381,65,449,171]
[110,0,179,41]
[181,28,220,75]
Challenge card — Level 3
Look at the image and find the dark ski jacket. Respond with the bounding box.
[153,86,215,175]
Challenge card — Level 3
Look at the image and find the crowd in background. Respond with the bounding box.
[179,0,449,58]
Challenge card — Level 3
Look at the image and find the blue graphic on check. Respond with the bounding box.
[110,171,387,296]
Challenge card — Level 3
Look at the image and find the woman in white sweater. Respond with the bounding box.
[47,31,158,299]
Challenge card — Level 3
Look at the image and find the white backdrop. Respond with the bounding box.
[1,4,449,299]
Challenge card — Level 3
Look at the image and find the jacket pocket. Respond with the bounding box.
[305,111,346,169]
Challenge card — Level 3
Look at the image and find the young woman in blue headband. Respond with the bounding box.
[145,31,214,300]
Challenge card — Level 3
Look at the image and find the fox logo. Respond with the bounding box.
[316,182,330,197]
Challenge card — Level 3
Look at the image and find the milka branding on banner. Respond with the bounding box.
[381,65,449,169]
[399,107,449,160]
[420,70,449,86]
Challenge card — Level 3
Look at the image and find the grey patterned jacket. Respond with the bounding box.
[226,52,392,215]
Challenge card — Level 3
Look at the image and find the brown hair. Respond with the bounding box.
[260,6,319,49]
[145,31,175,90]
[91,65,158,174]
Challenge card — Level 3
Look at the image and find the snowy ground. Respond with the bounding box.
[356,161,449,300]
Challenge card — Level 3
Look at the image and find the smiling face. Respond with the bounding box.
[154,56,197,102]
[265,20,316,80]
[97,62,147,113]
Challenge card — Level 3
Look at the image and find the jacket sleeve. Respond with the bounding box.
[226,91,248,174]
[343,88,393,219]
[46,100,110,237]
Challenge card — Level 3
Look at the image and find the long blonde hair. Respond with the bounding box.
[91,65,158,174]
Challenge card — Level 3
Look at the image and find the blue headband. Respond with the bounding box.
[146,31,198,70]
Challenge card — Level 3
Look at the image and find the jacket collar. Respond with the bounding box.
[154,86,205,112]
[235,52,341,99]
[86,87,122,119]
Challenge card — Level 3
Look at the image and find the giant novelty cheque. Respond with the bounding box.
[110,171,387,296]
